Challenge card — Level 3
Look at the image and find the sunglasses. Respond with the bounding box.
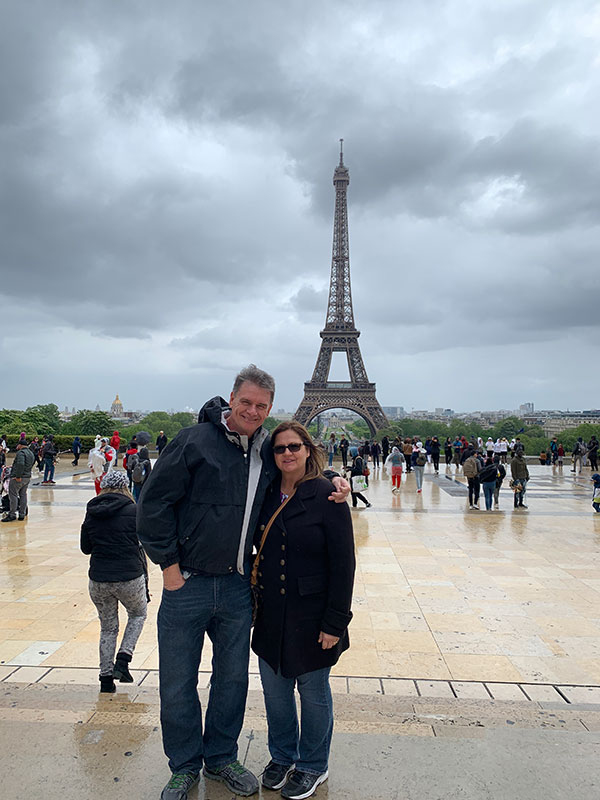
[273,442,306,454]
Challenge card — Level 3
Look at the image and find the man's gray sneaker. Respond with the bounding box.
[203,760,259,796]
[261,760,294,790]
[281,769,329,799]
[160,772,199,800]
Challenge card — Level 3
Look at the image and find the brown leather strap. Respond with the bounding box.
[251,491,295,586]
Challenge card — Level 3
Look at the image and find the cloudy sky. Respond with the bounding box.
[1,0,599,416]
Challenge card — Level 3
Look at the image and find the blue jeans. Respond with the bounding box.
[482,481,495,510]
[43,458,55,482]
[157,567,253,774]
[259,658,332,775]
[414,465,424,490]
[328,453,333,467]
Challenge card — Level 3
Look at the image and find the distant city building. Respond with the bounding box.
[519,402,534,415]
[110,394,124,417]
[523,411,600,437]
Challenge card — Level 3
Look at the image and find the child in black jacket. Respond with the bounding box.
[80,471,149,693]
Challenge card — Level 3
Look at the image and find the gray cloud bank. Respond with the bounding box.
[1,0,599,413]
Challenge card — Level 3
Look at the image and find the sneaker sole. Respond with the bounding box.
[262,766,294,790]
[282,770,329,800]
[202,767,258,797]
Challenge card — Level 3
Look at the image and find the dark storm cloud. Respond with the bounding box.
[0,0,598,410]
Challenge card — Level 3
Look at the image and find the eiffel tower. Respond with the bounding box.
[294,142,388,436]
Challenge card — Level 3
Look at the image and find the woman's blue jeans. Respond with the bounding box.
[259,658,332,775]
[157,568,252,775]
[43,458,55,482]
[414,465,424,490]
[482,481,495,510]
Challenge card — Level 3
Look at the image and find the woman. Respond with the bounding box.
[327,434,336,467]
[80,471,148,693]
[88,440,106,495]
[384,446,404,492]
[430,436,441,474]
[252,422,355,799]
[444,437,453,466]
[479,457,498,511]
[412,444,426,493]
[131,445,152,501]
[349,450,371,508]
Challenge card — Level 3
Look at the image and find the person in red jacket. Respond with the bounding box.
[110,431,121,466]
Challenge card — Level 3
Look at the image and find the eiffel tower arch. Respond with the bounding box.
[294,142,388,437]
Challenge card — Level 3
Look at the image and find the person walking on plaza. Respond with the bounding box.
[493,456,506,509]
[29,436,42,472]
[350,451,371,507]
[550,437,558,465]
[136,366,350,800]
[479,457,498,512]
[80,471,149,694]
[156,430,168,455]
[131,446,152,502]
[451,437,462,470]
[72,436,82,466]
[252,422,355,799]
[124,441,139,490]
[40,434,58,484]
[1,440,35,523]
[588,436,598,472]
[463,449,481,509]
[444,437,452,467]
[571,437,586,474]
[370,440,381,469]
[385,446,404,492]
[110,431,121,466]
[327,434,336,467]
[591,473,600,513]
[412,444,426,493]
[88,440,106,495]
[430,436,441,474]
[339,435,349,469]
[511,450,530,508]
[485,437,494,458]
[0,435,8,468]
[403,438,413,473]
[558,442,564,467]
[381,434,389,465]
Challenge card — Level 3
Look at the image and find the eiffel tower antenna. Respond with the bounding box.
[294,144,388,436]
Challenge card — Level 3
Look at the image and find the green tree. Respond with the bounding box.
[25,404,61,433]
[0,409,24,434]
[61,410,115,436]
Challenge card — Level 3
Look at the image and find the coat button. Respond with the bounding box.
[260,554,264,560]
[280,574,285,581]
[282,532,286,537]
[281,544,286,551]
[280,588,286,595]
[260,584,264,589]
[280,559,285,566]
[260,524,265,531]
[258,572,262,577]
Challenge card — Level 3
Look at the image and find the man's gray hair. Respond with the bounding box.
[232,364,275,401]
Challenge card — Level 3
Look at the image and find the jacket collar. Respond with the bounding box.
[266,476,321,528]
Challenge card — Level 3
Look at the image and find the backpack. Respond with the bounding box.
[132,459,146,484]
[127,452,139,473]
[416,453,426,467]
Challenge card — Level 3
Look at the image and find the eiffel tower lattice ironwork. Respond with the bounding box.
[294,142,388,436]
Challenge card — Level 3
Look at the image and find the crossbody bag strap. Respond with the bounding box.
[251,490,295,587]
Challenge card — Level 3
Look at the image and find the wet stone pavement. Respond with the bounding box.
[0,458,599,798]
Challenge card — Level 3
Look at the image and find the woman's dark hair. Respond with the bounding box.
[271,421,324,487]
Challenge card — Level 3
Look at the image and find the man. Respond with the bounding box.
[40,434,58,484]
[339,435,349,469]
[511,450,530,508]
[137,365,349,800]
[156,430,168,455]
[2,440,35,522]
[571,437,586,474]
[550,437,559,465]
[381,434,389,464]
[463,449,481,510]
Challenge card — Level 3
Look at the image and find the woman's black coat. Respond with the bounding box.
[251,477,355,679]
